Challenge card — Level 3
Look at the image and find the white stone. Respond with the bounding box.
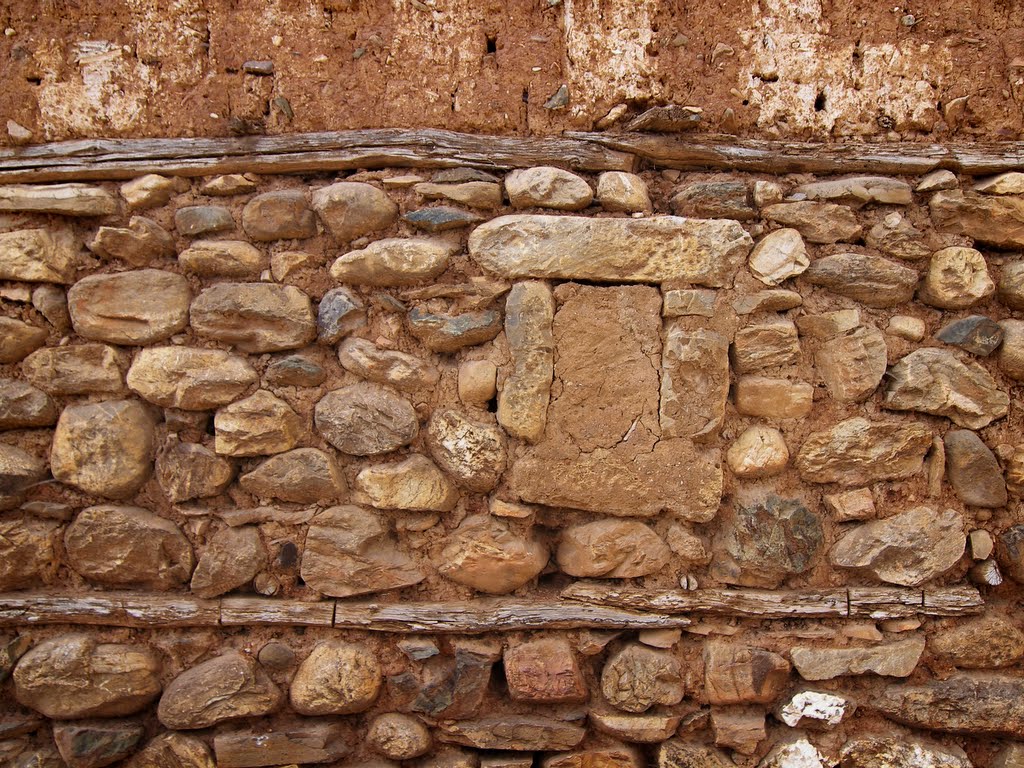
[778,691,851,727]
[748,228,809,285]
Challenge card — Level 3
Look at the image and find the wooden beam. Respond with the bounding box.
[562,583,984,619]
[4,129,1024,183]
[0,129,636,183]
[220,597,334,627]
[0,593,220,627]
[329,600,691,633]
[569,132,1024,176]
[0,586,983,630]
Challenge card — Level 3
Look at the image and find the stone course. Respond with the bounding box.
[1,162,1024,767]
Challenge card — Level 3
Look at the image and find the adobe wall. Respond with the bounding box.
[3,0,1024,142]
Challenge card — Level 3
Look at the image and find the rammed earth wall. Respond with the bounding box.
[3,134,1024,767]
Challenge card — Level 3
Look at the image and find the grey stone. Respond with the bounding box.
[469,214,752,286]
[408,308,502,352]
[944,429,1007,507]
[403,206,483,232]
[317,287,366,343]
[265,355,326,387]
[936,315,1004,356]
[174,205,233,236]
[53,719,144,768]
[712,494,823,588]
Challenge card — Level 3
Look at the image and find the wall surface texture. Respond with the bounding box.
[2,157,1024,767]
[3,0,1024,142]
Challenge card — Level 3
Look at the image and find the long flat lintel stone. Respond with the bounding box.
[468,214,753,286]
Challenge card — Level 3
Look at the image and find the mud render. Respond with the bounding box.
[8,131,1024,768]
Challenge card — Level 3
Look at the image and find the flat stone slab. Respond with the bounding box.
[468,214,752,286]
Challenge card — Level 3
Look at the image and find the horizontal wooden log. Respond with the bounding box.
[0,586,983,629]
[562,584,849,618]
[330,600,691,632]
[563,583,984,619]
[569,132,1024,176]
[4,129,1024,183]
[220,598,335,627]
[0,129,636,183]
[0,593,220,627]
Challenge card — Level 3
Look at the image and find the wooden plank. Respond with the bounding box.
[220,598,335,626]
[0,593,219,627]
[848,587,923,618]
[922,585,985,615]
[561,584,849,618]
[566,584,985,619]
[569,132,951,175]
[0,129,636,183]
[330,599,691,633]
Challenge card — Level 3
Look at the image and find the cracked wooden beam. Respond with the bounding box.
[0,129,637,183]
[0,593,690,632]
[3,129,1024,183]
[561,583,984,619]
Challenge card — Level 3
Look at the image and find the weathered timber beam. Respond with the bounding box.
[562,583,984,619]
[329,600,691,632]
[0,129,636,183]
[220,598,335,627]
[0,593,689,632]
[568,132,1024,176]
[4,129,1024,183]
[0,593,220,627]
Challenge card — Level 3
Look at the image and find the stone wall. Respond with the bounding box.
[2,158,1024,767]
